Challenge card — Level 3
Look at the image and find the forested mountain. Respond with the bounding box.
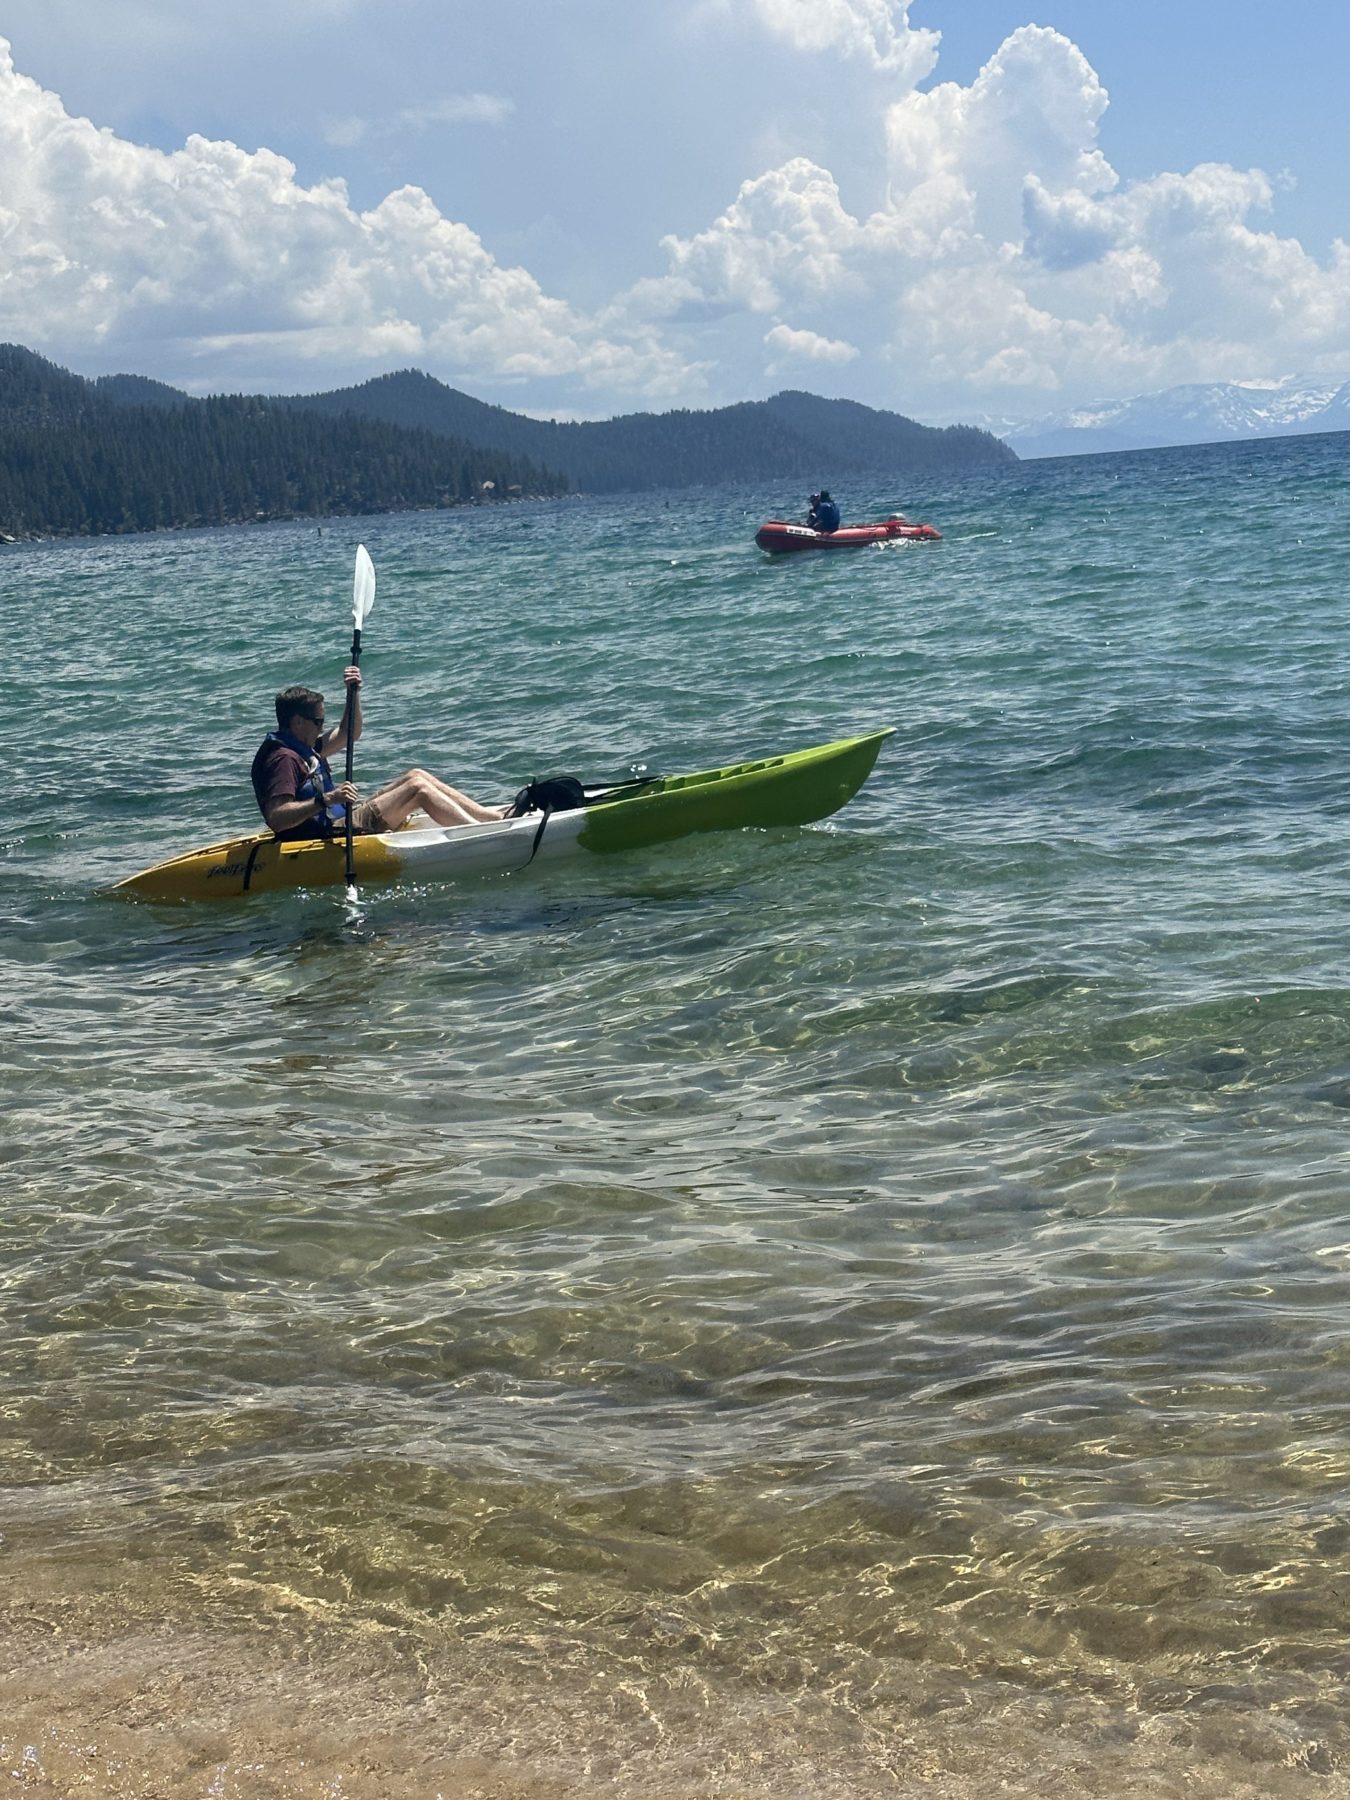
[93,372,192,409]
[282,369,1017,491]
[0,341,1016,541]
[0,346,568,540]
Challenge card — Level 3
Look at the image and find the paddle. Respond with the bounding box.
[342,544,376,904]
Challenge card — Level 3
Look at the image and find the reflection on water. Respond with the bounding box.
[5,443,1350,1791]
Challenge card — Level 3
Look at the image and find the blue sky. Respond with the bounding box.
[1,2,1347,423]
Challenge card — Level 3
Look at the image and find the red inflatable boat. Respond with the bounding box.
[755,515,942,553]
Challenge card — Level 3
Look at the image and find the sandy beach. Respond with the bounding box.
[3,1558,1340,1799]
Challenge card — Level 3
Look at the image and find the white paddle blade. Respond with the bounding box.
[353,544,376,629]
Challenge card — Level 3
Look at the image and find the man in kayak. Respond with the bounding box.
[251,667,507,841]
[807,490,841,533]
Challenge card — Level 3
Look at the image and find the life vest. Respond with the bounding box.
[267,729,347,833]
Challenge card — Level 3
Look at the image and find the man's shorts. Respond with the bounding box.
[350,799,389,835]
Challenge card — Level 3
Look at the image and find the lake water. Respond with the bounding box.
[4,434,1350,1796]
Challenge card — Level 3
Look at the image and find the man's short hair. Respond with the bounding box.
[275,685,323,728]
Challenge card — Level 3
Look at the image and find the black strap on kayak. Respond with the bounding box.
[242,839,269,893]
[523,806,553,868]
[510,769,662,870]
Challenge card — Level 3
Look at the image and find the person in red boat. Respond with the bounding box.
[807,490,841,533]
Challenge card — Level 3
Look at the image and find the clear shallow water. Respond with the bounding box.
[4,437,1350,1794]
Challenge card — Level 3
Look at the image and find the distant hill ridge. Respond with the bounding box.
[279,369,1017,492]
[0,342,1015,539]
[0,345,565,539]
[94,372,193,409]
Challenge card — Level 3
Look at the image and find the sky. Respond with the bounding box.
[2,1,1348,425]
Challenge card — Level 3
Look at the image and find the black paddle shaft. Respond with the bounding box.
[343,624,362,887]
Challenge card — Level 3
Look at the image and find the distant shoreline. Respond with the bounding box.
[0,489,564,547]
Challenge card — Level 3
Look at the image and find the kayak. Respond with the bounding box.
[113,728,893,902]
[756,517,941,553]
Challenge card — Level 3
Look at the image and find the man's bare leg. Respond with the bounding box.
[369,769,507,829]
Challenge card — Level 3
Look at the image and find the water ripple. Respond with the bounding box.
[5,437,1350,1787]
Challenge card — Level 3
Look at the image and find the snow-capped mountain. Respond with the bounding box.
[960,375,1350,459]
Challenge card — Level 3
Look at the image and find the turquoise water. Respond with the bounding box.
[4,435,1350,1795]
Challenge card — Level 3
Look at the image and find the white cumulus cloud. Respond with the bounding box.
[0,36,683,399]
[650,24,1350,410]
[2,18,1348,420]
[744,0,939,78]
[765,322,858,366]
[657,159,865,314]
